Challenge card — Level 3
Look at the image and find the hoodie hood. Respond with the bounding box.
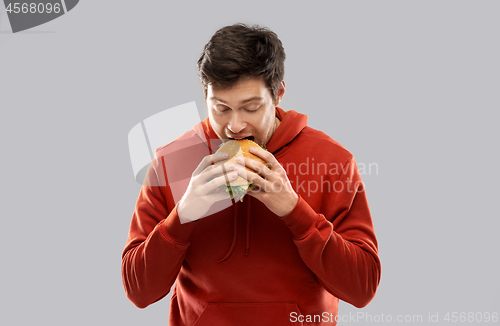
[192,107,309,262]
[267,107,308,154]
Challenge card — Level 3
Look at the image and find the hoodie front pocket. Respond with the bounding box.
[192,301,303,326]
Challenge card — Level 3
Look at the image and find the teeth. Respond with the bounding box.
[231,136,253,140]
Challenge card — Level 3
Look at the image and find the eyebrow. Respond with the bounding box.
[210,96,263,105]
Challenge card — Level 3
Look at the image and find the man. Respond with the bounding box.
[122,24,381,326]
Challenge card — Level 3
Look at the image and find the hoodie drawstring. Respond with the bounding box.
[218,198,238,263]
[245,196,251,256]
[218,196,252,262]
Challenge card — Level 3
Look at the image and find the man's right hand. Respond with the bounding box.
[177,152,237,222]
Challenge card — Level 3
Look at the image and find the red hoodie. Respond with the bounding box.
[122,107,381,326]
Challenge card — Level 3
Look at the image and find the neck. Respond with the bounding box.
[274,116,281,135]
[263,116,281,147]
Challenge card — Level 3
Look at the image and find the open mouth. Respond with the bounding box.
[230,136,254,142]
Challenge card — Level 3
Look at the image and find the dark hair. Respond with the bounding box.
[197,23,286,102]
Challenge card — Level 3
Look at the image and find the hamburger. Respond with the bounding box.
[215,139,267,202]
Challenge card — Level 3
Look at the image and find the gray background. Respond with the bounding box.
[1,1,498,325]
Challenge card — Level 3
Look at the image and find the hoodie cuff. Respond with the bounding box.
[280,195,321,240]
[158,206,197,245]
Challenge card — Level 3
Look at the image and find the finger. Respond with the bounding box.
[246,189,260,199]
[248,174,287,194]
[197,163,235,189]
[234,165,269,190]
[235,156,274,179]
[204,171,239,193]
[193,152,229,176]
[211,151,230,164]
[247,187,267,199]
[201,162,235,179]
[248,182,264,193]
[209,188,233,202]
[248,146,281,170]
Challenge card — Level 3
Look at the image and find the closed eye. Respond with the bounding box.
[214,104,260,114]
[244,105,260,113]
[214,105,230,114]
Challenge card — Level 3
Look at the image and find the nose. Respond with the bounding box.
[227,111,247,134]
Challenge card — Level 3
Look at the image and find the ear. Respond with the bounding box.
[274,81,286,106]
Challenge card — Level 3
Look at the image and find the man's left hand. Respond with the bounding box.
[235,146,298,217]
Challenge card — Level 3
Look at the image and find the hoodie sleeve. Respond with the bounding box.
[121,154,196,309]
[280,156,381,308]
